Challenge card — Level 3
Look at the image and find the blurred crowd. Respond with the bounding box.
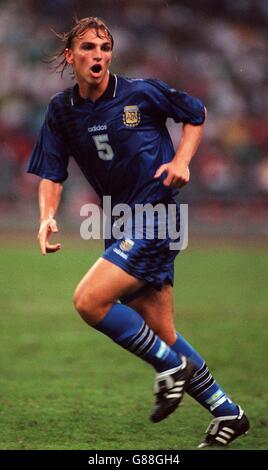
[0,0,267,223]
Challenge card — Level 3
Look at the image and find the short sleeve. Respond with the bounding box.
[145,79,206,125]
[27,100,69,182]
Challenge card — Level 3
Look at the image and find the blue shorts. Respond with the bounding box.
[102,198,181,298]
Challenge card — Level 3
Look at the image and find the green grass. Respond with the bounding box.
[0,238,267,450]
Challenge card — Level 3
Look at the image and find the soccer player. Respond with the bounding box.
[27,17,249,447]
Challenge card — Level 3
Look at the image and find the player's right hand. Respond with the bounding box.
[38,218,61,256]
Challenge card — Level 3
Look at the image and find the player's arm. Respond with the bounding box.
[38,178,63,255]
[154,110,206,188]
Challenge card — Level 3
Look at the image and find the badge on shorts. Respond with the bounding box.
[123,106,140,127]
[119,238,134,252]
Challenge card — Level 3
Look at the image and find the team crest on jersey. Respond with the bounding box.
[123,106,140,127]
[119,238,134,252]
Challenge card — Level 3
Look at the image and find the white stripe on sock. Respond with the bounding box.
[129,324,149,350]
[135,330,154,355]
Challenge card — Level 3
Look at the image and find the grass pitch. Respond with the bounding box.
[0,237,267,450]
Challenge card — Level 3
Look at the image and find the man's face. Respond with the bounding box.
[65,28,112,87]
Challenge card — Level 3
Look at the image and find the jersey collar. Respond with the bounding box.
[71,73,117,106]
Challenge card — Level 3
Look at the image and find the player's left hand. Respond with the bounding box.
[154,161,190,188]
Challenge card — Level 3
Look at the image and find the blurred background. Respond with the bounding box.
[0,0,267,237]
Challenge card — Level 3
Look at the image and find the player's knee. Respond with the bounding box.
[73,286,111,324]
[73,287,88,317]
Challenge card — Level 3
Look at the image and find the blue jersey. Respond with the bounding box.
[27,73,205,208]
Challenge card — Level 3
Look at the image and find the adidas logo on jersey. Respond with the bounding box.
[88,124,107,132]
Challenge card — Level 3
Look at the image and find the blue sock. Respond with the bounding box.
[171,334,239,417]
[95,303,182,373]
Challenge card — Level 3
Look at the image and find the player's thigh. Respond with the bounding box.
[126,284,177,345]
[74,257,145,314]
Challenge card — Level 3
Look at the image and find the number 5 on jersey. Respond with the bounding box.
[93,134,114,161]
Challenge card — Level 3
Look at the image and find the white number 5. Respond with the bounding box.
[93,134,114,161]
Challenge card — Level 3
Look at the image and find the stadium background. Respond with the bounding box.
[0,0,267,450]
